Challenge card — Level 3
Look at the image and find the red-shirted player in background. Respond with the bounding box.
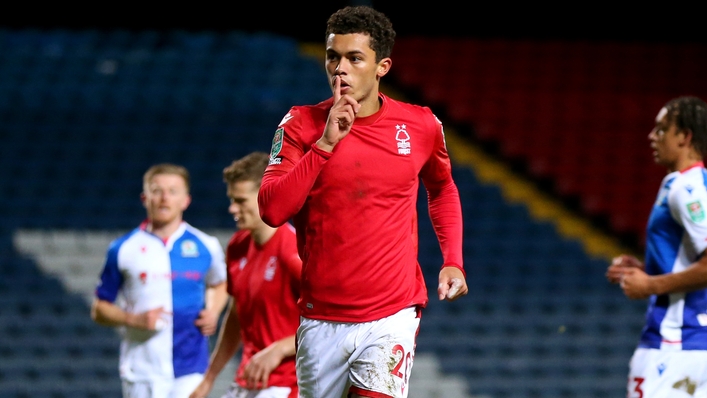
[258,5,468,398]
[190,152,301,398]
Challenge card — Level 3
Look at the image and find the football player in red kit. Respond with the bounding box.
[190,152,300,398]
[258,5,468,398]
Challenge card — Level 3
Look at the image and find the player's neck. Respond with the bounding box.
[356,91,382,118]
[147,218,183,240]
[251,224,277,246]
[672,151,703,173]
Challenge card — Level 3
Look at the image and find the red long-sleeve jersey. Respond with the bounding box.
[226,225,300,391]
[259,93,464,322]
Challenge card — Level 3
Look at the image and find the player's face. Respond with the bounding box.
[227,180,264,232]
[325,33,390,106]
[142,174,191,227]
[649,107,683,171]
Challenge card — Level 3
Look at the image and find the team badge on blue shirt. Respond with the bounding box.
[181,240,199,257]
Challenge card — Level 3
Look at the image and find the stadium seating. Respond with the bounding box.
[391,37,707,248]
[415,167,645,397]
[0,28,649,397]
[0,27,329,398]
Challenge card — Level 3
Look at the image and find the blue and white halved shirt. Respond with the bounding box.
[95,222,226,380]
[641,163,707,350]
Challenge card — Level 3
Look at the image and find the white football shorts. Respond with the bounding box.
[122,372,203,398]
[628,347,707,397]
[221,383,293,398]
[296,306,421,398]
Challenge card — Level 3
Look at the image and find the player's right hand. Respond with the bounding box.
[619,267,654,299]
[606,254,643,284]
[317,75,360,152]
[438,267,468,301]
[126,307,166,331]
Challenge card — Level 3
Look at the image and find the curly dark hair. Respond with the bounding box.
[665,96,707,157]
[223,152,269,188]
[325,5,396,62]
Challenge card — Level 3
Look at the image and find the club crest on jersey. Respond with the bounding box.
[269,128,284,165]
[687,200,705,222]
[239,258,247,270]
[395,124,411,155]
[180,240,199,257]
[264,256,277,281]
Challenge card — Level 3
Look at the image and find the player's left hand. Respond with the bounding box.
[438,266,468,301]
[194,309,219,336]
[243,343,285,390]
[620,267,654,299]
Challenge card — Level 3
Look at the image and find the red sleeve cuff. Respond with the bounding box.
[310,143,333,160]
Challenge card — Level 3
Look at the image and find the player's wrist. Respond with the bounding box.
[315,138,336,153]
[649,275,668,296]
[202,370,218,384]
[124,312,136,328]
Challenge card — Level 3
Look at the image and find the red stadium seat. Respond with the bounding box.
[392,36,707,242]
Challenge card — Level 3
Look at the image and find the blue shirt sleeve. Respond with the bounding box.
[95,239,124,302]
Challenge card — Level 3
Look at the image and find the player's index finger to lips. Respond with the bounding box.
[333,75,341,103]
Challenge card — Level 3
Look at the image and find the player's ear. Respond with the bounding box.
[679,128,694,148]
[181,194,192,211]
[376,57,391,78]
[140,192,147,207]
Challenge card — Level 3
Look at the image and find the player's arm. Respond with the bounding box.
[196,237,229,335]
[420,117,467,301]
[621,185,707,299]
[243,334,296,390]
[260,84,361,227]
[91,298,164,330]
[620,252,707,299]
[259,110,333,227]
[190,298,243,398]
[91,242,165,330]
[206,281,229,314]
[195,281,228,336]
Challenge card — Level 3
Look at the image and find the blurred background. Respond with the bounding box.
[2,1,707,397]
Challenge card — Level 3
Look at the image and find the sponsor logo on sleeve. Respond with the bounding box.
[269,128,284,165]
[687,200,705,222]
[278,112,294,127]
